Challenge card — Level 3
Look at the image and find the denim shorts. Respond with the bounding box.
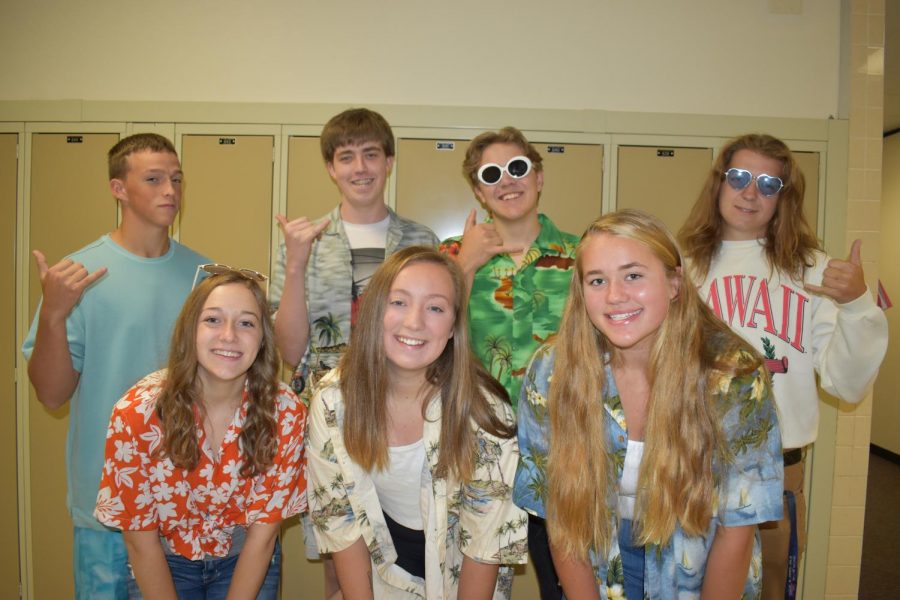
[73,527,130,600]
[126,530,281,600]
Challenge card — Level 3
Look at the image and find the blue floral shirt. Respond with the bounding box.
[512,344,783,599]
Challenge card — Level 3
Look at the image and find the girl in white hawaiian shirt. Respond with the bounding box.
[95,268,307,599]
[513,210,783,600]
[306,246,528,599]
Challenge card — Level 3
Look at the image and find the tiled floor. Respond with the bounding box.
[858,450,900,599]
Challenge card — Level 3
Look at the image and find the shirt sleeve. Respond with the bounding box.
[245,383,308,525]
[305,386,361,554]
[808,273,888,404]
[268,243,288,312]
[459,400,528,565]
[717,364,784,527]
[512,349,552,519]
[94,386,158,532]
[21,298,86,373]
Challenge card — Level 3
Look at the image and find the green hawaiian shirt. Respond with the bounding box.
[440,214,578,409]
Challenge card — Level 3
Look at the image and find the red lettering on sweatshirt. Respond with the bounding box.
[706,276,809,352]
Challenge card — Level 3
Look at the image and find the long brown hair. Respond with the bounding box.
[339,246,513,481]
[548,209,763,560]
[157,271,280,478]
[678,133,820,282]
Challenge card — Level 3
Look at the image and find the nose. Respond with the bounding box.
[403,305,424,330]
[606,279,627,303]
[219,320,237,342]
[352,154,367,172]
[162,177,176,197]
[740,179,760,200]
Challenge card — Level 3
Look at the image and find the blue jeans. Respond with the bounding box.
[127,539,281,599]
[618,519,644,600]
[73,527,130,600]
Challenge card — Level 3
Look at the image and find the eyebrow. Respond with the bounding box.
[143,167,183,175]
[584,261,647,276]
[202,306,261,318]
[390,289,453,303]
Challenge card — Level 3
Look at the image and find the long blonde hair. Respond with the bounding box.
[157,272,280,478]
[548,209,763,560]
[339,246,513,481]
[678,133,819,282]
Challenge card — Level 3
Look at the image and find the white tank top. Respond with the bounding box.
[371,438,427,530]
[617,439,645,520]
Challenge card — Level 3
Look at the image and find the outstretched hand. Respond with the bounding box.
[33,250,107,318]
[456,209,523,274]
[276,214,330,271]
[804,239,867,304]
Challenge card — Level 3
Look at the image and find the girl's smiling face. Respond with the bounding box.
[195,283,263,387]
[581,233,680,359]
[382,261,456,382]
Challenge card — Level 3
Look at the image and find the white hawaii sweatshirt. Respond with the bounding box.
[695,239,888,449]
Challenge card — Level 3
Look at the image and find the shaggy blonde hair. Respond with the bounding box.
[156,271,280,478]
[678,133,820,282]
[548,209,763,560]
[339,246,513,481]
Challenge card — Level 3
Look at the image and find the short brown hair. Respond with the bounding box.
[319,108,395,163]
[462,127,544,189]
[108,133,177,180]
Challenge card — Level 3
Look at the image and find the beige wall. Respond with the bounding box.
[0,0,841,118]
[872,133,899,454]
[1,1,890,599]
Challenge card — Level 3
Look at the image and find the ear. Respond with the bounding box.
[385,155,395,174]
[535,169,544,194]
[325,161,337,181]
[109,178,127,202]
[669,266,683,300]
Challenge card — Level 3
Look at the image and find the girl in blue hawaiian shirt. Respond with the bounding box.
[513,210,784,600]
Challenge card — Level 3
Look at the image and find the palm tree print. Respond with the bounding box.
[312,313,342,347]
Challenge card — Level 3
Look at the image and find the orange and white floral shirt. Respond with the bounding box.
[94,370,307,560]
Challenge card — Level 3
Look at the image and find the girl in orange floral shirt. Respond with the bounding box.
[95,268,307,599]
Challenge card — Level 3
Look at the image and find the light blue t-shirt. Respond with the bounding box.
[22,235,209,530]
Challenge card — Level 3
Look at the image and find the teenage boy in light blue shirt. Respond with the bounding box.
[22,133,209,600]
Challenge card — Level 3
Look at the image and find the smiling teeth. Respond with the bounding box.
[352,178,374,185]
[499,192,521,201]
[609,310,641,321]
[397,336,424,346]
[213,350,241,357]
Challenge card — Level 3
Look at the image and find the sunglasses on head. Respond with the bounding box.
[477,155,533,186]
[192,263,269,295]
[723,168,784,198]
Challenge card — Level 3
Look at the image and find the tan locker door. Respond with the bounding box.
[280,136,343,600]
[533,142,604,237]
[286,136,342,220]
[28,132,120,600]
[178,135,274,276]
[395,138,474,241]
[793,151,819,234]
[617,146,713,235]
[1,134,19,599]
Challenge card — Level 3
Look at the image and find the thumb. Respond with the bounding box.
[313,219,331,237]
[847,239,862,266]
[463,209,477,233]
[275,214,289,231]
[32,250,49,275]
